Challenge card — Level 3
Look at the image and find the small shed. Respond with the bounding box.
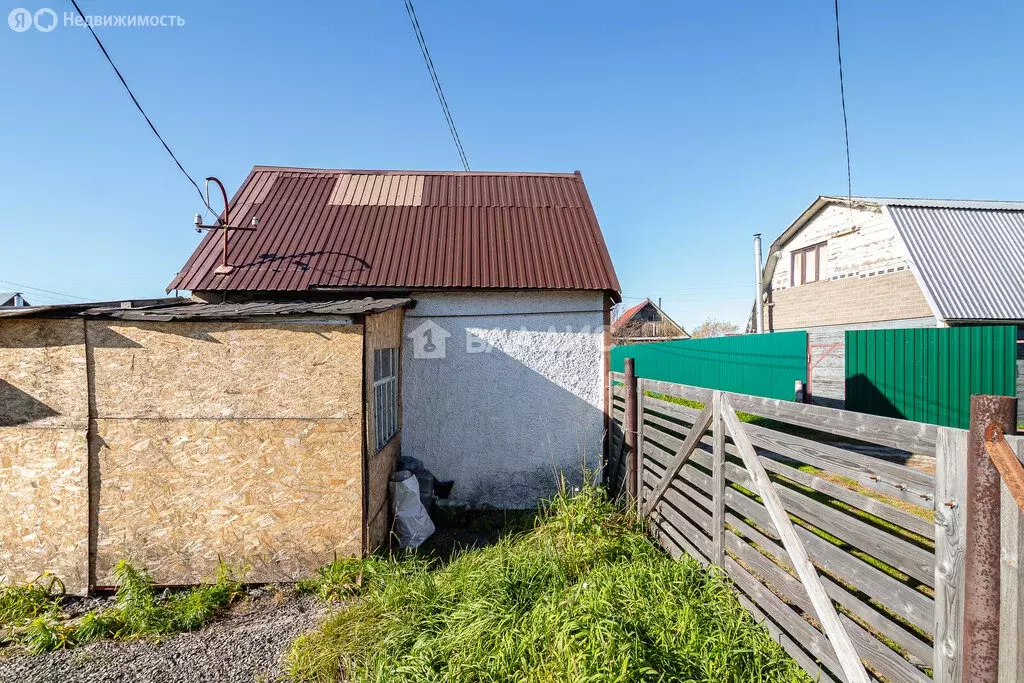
[0,298,410,594]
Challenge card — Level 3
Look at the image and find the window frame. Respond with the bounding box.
[373,347,399,452]
[790,242,826,286]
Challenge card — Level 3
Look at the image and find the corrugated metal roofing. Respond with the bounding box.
[168,167,621,299]
[83,298,411,321]
[885,204,1024,321]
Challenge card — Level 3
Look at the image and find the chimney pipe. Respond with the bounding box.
[753,233,764,333]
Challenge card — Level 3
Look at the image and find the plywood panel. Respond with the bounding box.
[367,504,390,552]
[367,439,399,520]
[88,321,363,419]
[95,418,362,585]
[364,307,405,548]
[0,319,87,428]
[0,427,89,594]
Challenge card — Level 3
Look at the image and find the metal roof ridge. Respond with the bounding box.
[821,195,1024,210]
[249,165,581,178]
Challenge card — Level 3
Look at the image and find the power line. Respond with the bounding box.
[834,0,852,204]
[66,0,219,218]
[0,279,92,302]
[401,0,471,171]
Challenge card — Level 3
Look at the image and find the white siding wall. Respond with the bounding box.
[771,203,912,292]
[401,291,606,508]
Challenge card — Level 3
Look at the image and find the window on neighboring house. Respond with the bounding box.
[373,348,399,451]
[791,242,826,286]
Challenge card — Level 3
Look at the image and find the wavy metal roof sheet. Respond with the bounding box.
[885,204,1024,321]
[168,167,620,299]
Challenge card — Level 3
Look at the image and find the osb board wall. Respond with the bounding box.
[0,427,89,593]
[0,319,90,593]
[1,319,88,428]
[366,440,399,551]
[94,418,363,585]
[87,321,363,419]
[363,308,405,552]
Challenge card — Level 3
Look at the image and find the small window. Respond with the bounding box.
[791,242,826,286]
[373,348,399,451]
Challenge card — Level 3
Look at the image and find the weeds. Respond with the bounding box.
[0,560,243,653]
[287,484,809,683]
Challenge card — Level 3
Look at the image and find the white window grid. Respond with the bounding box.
[373,348,399,452]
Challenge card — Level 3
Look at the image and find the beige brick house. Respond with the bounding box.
[753,196,1024,408]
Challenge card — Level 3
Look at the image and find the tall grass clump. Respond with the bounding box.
[287,484,809,683]
[1,560,243,653]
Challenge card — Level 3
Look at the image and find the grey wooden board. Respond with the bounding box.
[721,398,870,683]
[641,402,713,518]
[645,403,935,539]
[728,513,933,667]
[725,486,935,633]
[641,378,712,404]
[712,393,726,565]
[743,421,935,509]
[722,457,935,588]
[725,530,930,683]
[643,458,714,526]
[1000,435,1024,683]
[725,555,846,681]
[933,427,967,683]
[646,394,936,509]
[630,375,937,457]
[724,391,938,456]
[734,590,840,683]
[752,449,935,541]
[643,441,713,510]
[650,506,711,562]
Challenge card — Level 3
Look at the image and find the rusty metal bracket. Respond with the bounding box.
[984,423,1024,515]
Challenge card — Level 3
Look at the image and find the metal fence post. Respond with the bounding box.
[624,358,638,506]
[964,394,1018,683]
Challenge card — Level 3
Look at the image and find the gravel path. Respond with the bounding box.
[0,588,329,683]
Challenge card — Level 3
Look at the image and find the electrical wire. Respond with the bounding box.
[66,0,219,218]
[834,0,852,205]
[0,279,92,302]
[401,0,471,171]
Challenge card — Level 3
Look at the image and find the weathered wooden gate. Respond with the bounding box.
[606,371,1024,683]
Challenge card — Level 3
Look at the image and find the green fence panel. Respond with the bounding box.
[610,332,808,401]
[845,325,1017,429]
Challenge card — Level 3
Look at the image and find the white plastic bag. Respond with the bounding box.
[390,470,435,549]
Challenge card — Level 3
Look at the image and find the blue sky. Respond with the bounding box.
[1,1,1022,328]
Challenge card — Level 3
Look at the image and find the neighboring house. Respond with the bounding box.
[612,298,689,343]
[754,196,1024,410]
[0,292,30,307]
[168,167,621,508]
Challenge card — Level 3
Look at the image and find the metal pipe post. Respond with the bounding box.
[964,394,1018,683]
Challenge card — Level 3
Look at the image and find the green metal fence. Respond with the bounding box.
[610,332,808,401]
[845,325,1018,429]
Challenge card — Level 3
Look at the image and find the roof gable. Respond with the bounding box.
[168,167,620,298]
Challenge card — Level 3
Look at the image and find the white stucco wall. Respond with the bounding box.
[401,291,606,508]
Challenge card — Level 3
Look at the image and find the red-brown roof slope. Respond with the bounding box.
[611,299,650,334]
[168,167,620,299]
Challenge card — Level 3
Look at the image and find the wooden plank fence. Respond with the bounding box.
[606,372,1024,683]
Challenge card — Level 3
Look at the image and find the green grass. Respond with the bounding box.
[0,560,243,653]
[287,484,810,683]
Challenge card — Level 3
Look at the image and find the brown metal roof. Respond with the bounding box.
[167,167,620,300]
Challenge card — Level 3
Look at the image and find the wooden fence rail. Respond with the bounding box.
[606,371,1024,683]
